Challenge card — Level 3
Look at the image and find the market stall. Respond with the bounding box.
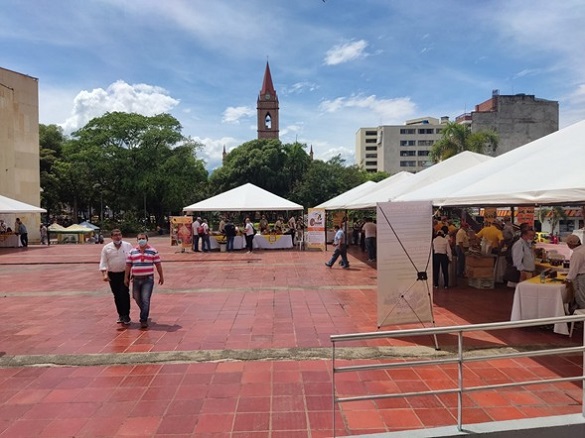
[253,234,293,249]
[0,233,20,248]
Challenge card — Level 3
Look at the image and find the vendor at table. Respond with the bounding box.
[512,227,536,282]
[0,219,6,233]
[565,234,585,312]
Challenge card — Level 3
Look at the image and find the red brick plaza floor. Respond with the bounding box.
[0,237,582,437]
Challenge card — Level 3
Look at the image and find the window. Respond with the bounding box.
[365,153,377,158]
[365,161,377,166]
[417,150,430,156]
[400,128,416,134]
[265,114,271,129]
[365,146,377,151]
[365,138,376,143]
[418,128,434,135]
[365,130,377,136]
[400,151,416,157]
[400,140,416,146]
[436,128,443,134]
[400,160,416,167]
[418,140,434,146]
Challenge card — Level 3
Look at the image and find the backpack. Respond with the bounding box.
[252,226,257,235]
[197,225,204,235]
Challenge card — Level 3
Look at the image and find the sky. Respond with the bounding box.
[2,0,585,172]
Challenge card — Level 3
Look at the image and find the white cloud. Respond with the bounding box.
[324,40,369,66]
[281,82,319,95]
[193,135,241,172]
[61,80,179,132]
[222,106,255,124]
[319,94,416,123]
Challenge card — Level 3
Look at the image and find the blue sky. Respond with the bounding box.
[2,0,584,172]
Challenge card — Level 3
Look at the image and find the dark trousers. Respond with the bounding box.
[193,235,200,251]
[20,233,28,247]
[433,253,450,287]
[245,234,254,251]
[226,236,235,251]
[455,246,466,277]
[202,234,211,252]
[327,244,349,267]
[108,271,130,319]
[365,237,376,260]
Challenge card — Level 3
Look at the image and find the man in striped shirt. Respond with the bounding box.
[124,233,164,329]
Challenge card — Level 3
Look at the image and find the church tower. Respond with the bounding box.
[257,62,279,140]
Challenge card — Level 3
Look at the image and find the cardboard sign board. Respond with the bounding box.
[306,208,325,251]
[170,216,193,248]
[377,201,434,328]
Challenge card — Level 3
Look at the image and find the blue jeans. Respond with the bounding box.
[202,234,211,252]
[226,236,235,251]
[365,237,376,260]
[132,275,154,322]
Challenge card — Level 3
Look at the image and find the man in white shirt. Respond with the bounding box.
[566,234,585,312]
[99,229,134,325]
[512,227,535,282]
[362,217,377,262]
[192,217,201,252]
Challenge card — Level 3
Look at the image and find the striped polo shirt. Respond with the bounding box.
[126,246,161,277]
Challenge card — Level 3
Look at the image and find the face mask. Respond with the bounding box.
[113,240,122,246]
[138,239,147,247]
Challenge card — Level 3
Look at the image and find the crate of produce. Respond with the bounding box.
[466,266,494,278]
[468,277,495,289]
[466,255,494,268]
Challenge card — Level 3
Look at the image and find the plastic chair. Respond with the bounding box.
[569,308,585,337]
[296,230,304,251]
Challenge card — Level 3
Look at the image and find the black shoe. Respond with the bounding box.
[140,321,148,329]
[342,265,350,269]
[116,317,123,324]
[325,263,332,268]
[122,316,131,326]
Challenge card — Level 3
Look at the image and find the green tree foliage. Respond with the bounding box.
[39,124,66,216]
[42,112,207,226]
[290,156,366,208]
[429,122,498,163]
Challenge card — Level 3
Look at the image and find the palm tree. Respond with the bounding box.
[429,122,498,163]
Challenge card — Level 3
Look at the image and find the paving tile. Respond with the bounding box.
[0,240,583,436]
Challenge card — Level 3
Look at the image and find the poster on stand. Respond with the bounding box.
[306,208,325,251]
[170,216,193,248]
[377,201,434,328]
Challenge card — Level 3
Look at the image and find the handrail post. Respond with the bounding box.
[332,340,337,438]
[457,330,464,431]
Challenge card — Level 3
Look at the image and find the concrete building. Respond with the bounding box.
[461,91,559,155]
[356,92,559,173]
[0,66,41,241]
[355,116,448,174]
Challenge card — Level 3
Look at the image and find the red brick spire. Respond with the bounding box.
[260,62,276,96]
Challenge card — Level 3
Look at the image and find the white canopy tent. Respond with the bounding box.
[344,151,493,210]
[0,194,46,214]
[315,180,377,210]
[183,183,303,212]
[395,119,585,207]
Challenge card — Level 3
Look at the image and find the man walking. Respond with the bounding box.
[15,218,28,247]
[125,233,164,329]
[99,229,133,325]
[325,224,349,269]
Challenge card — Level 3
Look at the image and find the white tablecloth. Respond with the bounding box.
[209,235,245,250]
[510,277,570,335]
[253,234,293,249]
[0,234,20,248]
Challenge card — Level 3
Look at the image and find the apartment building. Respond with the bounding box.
[355,117,448,174]
[356,92,559,173]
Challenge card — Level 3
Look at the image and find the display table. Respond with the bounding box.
[510,275,570,335]
[535,243,572,260]
[0,234,20,248]
[253,234,293,249]
[209,235,245,250]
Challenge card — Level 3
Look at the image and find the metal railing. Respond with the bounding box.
[331,315,585,436]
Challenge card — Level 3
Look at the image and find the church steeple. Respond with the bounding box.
[257,62,279,140]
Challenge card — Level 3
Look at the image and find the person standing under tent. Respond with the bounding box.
[192,217,202,252]
[432,229,452,288]
[244,217,255,253]
[565,234,585,312]
[362,217,377,262]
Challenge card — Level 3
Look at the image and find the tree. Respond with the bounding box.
[429,122,498,163]
[39,124,66,218]
[537,207,568,235]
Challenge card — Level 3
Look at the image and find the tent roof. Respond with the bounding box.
[395,120,585,206]
[79,221,100,230]
[183,183,303,212]
[315,180,377,210]
[345,152,492,209]
[0,194,46,214]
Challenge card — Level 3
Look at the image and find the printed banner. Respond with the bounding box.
[170,216,193,248]
[306,208,325,251]
[377,201,434,328]
[516,207,534,227]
